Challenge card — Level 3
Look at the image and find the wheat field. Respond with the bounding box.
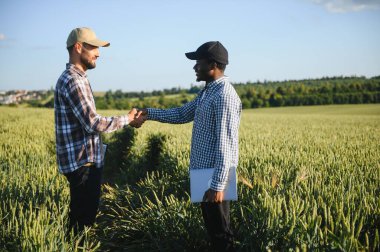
[0,104,379,251]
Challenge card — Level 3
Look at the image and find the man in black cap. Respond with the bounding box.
[138,41,241,251]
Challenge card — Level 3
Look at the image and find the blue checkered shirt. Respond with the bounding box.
[54,64,129,174]
[147,76,242,191]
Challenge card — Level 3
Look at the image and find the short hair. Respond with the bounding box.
[215,61,226,71]
[67,45,74,54]
[209,60,226,71]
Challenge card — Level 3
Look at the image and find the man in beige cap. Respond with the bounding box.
[54,27,145,237]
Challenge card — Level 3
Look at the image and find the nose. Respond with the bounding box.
[95,48,100,58]
[193,64,198,71]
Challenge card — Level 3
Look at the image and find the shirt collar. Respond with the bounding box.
[66,63,87,77]
[204,75,228,90]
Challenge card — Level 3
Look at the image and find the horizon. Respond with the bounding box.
[0,74,378,93]
[1,0,380,92]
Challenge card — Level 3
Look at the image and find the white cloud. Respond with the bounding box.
[313,0,380,13]
[0,34,5,40]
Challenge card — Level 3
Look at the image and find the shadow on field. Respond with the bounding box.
[95,128,205,251]
[101,128,182,188]
[101,127,136,185]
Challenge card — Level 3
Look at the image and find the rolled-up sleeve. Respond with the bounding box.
[65,78,129,133]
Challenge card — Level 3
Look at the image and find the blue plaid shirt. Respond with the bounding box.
[54,64,129,174]
[147,76,242,191]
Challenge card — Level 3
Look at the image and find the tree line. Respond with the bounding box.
[234,75,380,108]
[94,76,380,110]
[13,75,380,109]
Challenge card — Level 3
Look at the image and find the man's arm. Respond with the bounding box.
[141,96,199,124]
[64,79,137,133]
[210,93,241,192]
[203,93,241,203]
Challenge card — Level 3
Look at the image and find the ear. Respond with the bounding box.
[208,61,217,70]
[74,43,82,54]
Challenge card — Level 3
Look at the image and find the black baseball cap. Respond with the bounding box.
[185,41,228,65]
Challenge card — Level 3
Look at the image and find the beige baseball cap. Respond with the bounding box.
[66,27,110,48]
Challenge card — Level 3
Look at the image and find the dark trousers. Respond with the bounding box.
[201,201,235,252]
[64,165,103,236]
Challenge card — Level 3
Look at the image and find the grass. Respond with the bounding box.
[0,104,379,251]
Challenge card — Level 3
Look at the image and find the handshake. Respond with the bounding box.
[127,108,148,128]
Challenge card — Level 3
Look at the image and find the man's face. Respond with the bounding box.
[79,43,99,70]
[193,59,213,82]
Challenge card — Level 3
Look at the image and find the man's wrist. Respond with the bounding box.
[210,181,227,192]
[122,115,129,127]
[146,108,152,120]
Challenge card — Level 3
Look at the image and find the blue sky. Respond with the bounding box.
[0,0,379,91]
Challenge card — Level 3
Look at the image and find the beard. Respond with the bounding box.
[196,72,206,82]
[80,54,96,70]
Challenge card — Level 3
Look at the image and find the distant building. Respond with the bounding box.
[0,90,49,104]
[0,95,16,105]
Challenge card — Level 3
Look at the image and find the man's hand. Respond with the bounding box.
[203,189,224,203]
[127,108,138,122]
[137,108,148,117]
[128,108,147,128]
